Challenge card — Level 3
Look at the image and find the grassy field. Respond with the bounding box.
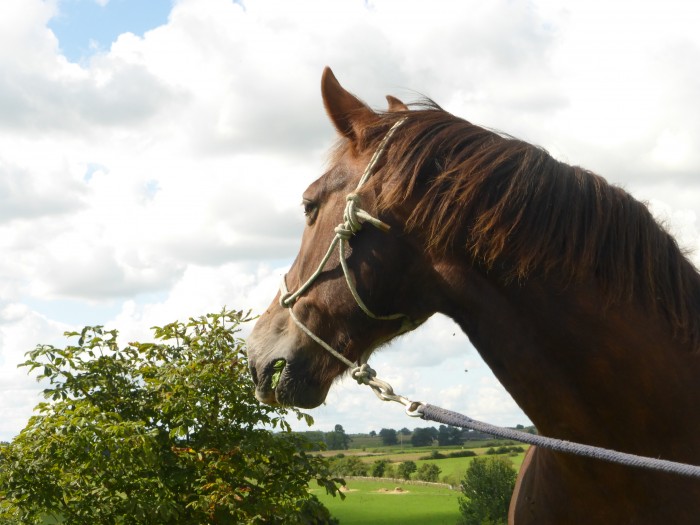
[312,479,461,525]
[315,449,527,523]
[416,451,527,485]
[322,444,527,486]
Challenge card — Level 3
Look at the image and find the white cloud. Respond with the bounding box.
[651,129,693,170]
[0,303,70,439]
[0,159,84,223]
[1,0,699,440]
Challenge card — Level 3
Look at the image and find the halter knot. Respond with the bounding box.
[343,193,364,234]
[334,223,354,240]
[351,363,377,385]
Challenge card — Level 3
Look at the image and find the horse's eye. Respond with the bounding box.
[302,199,318,224]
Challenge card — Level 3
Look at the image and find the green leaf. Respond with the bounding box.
[270,359,286,390]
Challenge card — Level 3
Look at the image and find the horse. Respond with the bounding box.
[247,67,700,524]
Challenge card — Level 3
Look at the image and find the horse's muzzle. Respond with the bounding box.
[247,330,332,409]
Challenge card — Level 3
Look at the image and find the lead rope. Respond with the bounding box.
[278,117,700,480]
[416,404,700,479]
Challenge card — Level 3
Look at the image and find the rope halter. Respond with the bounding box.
[277,118,421,411]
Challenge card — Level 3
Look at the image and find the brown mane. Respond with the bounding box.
[357,105,700,349]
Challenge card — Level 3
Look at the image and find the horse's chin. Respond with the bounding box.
[254,368,331,409]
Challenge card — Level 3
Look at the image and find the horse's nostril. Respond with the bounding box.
[249,363,259,385]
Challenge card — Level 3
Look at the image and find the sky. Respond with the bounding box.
[1,0,699,441]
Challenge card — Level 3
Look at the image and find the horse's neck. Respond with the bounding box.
[437,263,700,460]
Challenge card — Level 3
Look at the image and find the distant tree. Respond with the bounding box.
[397,461,417,480]
[336,424,350,445]
[437,425,465,446]
[327,456,368,477]
[370,459,391,478]
[369,430,377,438]
[326,424,351,450]
[294,430,327,451]
[416,463,441,482]
[399,427,411,435]
[458,457,517,525]
[378,428,398,446]
[438,425,450,446]
[0,311,341,525]
[410,427,435,447]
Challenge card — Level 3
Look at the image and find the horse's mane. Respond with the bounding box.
[360,104,700,348]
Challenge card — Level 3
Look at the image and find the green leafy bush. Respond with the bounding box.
[486,445,524,456]
[396,461,417,480]
[370,459,391,477]
[415,463,441,482]
[0,310,341,525]
[458,457,517,525]
[327,456,368,477]
[448,450,477,458]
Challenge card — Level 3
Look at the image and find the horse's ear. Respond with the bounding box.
[321,67,375,142]
[386,95,408,112]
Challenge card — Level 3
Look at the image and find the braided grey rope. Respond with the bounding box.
[417,403,700,479]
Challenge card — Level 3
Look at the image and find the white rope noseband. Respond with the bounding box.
[278,118,420,409]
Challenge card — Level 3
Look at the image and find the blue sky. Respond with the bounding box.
[49,0,173,61]
[1,0,699,442]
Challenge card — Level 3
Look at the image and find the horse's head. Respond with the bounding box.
[247,68,440,408]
